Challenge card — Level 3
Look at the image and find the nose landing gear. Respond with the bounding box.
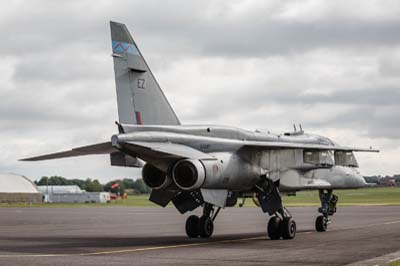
[316,189,338,232]
[315,215,329,232]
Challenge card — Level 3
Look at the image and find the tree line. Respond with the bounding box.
[34,176,151,194]
[364,174,400,185]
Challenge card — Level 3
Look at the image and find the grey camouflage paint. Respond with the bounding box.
[22,21,378,209]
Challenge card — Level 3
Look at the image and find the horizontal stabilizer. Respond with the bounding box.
[110,152,144,167]
[20,142,115,161]
[123,141,215,160]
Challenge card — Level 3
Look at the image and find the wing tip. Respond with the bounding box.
[358,148,380,153]
[19,156,47,162]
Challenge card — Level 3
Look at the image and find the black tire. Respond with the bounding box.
[268,216,281,240]
[186,215,200,238]
[198,216,214,238]
[315,215,327,232]
[281,218,296,240]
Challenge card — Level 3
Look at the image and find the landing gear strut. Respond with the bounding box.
[185,203,220,238]
[315,189,338,232]
[255,176,297,240]
[267,207,296,240]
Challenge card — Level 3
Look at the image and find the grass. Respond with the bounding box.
[389,260,400,266]
[283,187,400,207]
[0,194,156,208]
[0,187,399,208]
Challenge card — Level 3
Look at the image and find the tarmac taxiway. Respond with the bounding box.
[0,206,399,266]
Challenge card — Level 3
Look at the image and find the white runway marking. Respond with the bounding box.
[0,236,267,258]
[345,251,400,266]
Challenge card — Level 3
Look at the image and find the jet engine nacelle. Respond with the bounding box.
[172,159,222,191]
[142,163,171,190]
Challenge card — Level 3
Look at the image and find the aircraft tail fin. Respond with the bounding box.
[110,21,180,126]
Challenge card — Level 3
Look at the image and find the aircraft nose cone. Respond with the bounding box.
[343,167,368,188]
[315,166,368,189]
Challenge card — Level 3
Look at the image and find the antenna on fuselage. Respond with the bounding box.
[285,124,304,136]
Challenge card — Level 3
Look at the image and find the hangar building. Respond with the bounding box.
[37,185,110,203]
[0,173,42,203]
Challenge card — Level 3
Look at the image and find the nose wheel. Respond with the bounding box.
[315,215,329,232]
[316,189,338,232]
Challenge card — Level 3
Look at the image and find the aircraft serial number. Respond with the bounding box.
[200,144,210,149]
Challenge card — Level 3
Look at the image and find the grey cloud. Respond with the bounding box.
[2,1,400,59]
[185,86,400,139]
[0,2,108,56]
[250,88,400,106]
[109,2,400,57]
[0,83,118,134]
[306,106,400,139]
[1,0,400,178]
[12,50,112,83]
[379,54,400,77]
[191,87,400,114]
[196,21,400,57]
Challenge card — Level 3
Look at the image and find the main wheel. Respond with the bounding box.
[186,215,200,238]
[267,216,281,240]
[315,215,327,232]
[281,218,296,239]
[198,216,214,238]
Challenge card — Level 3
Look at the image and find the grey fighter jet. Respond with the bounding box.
[22,21,379,240]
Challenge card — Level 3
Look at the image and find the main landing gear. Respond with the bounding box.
[267,208,296,240]
[315,189,338,232]
[185,203,221,238]
[254,176,297,240]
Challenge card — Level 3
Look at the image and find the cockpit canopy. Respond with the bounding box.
[303,150,359,168]
[303,150,334,166]
[334,151,359,168]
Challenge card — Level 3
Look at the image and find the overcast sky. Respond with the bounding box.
[1,0,399,182]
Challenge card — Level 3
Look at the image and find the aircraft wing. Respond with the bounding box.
[332,146,380,152]
[20,142,116,161]
[123,141,215,160]
[242,140,379,152]
[21,137,378,162]
[21,141,214,162]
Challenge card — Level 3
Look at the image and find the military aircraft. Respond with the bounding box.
[22,21,379,240]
